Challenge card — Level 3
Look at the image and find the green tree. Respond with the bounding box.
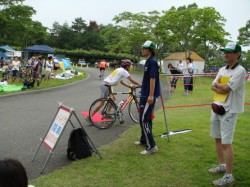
[0,5,47,48]
[112,11,162,61]
[71,17,87,33]
[238,20,250,46]
[54,22,75,49]
[157,3,228,65]
[0,0,24,6]
[82,21,105,51]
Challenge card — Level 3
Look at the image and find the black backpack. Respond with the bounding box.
[67,128,92,161]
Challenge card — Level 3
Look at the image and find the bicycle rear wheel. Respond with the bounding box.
[89,98,117,129]
[128,98,140,123]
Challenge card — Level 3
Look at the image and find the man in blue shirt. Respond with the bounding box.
[135,40,160,155]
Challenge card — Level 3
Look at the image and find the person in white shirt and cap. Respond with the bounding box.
[209,42,246,186]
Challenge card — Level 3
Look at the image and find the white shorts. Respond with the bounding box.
[210,110,238,144]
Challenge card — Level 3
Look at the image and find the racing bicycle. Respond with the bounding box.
[88,85,141,129]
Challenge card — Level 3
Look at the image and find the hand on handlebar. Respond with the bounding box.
[130,85,141,90]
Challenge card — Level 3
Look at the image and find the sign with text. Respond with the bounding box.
[43,106,71,150]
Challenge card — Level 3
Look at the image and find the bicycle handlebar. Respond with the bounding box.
[111,85,141,96]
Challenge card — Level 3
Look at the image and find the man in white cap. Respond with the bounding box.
[209,42,246,186]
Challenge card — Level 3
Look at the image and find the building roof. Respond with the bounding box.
[164,51,205,61]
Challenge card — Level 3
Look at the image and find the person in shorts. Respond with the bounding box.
[44,56,53,85]
[209,42,246,186]
[11,56,20,83]
[86,60,141,122]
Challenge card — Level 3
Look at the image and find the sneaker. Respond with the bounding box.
[134,141,146,146]
[140,146,158,155]
[213,174,235,186]
[208,165,226,174]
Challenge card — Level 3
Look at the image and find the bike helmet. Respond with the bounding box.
[121,59,132,68]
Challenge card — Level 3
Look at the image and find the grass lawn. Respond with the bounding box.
[0,69,87,95]
[31,77,250,187]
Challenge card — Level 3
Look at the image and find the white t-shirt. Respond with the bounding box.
[45,61,53,72]
[103,67,130,86]
[213,64,246,113]
[12,60,20,71]
[183,63,193,76]
[177,62,183,73]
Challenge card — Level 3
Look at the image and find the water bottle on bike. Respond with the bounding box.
[117,100,124,124]
[118,100,124,109]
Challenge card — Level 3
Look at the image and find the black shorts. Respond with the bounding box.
[100,68,105,71]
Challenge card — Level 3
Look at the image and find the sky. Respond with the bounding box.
[23,0,250,49]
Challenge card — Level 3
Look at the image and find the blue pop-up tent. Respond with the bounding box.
[24,45,55,53]
[0,52,7,58]
[55,57,71,69]
[0,45,16,52]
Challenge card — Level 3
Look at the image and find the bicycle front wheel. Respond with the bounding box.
[128,98,140,123]
[89,98,117,129]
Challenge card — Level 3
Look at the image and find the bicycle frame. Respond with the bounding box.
[88,86,141,129]
[111,89,139,111]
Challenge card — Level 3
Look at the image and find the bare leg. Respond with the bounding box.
[90,100,105,117]
[222,144,234,174]
[215,138,225,164]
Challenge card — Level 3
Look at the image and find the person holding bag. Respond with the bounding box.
[209,42,246,186]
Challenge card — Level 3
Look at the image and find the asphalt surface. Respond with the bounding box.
[0,67,169,179]
[0,68,142,178]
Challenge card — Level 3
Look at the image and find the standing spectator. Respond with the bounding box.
[53,57,60,78]
[30,55,41,88]
[0,57,4,68]
[0,159,28,187]
[177,60,184,74]
[44,56,53,85]
[168,63,180,93]
[11,56,20,83]
[209,42,246,186]
[135,40,160,155]
[183,57,194,96]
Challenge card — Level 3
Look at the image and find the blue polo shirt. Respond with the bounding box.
[141,55,160,98]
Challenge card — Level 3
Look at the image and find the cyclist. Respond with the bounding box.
[99,60,107,78]
[86,59,141,123]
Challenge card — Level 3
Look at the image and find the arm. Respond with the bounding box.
[147,78,155,105]
[127,76,141,86]
[120,77,141,88]
[211,82,230,94]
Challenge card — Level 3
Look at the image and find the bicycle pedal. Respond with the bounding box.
[120,120,124,124]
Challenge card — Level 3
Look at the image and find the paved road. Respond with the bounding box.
[0,67,169,179]
[0,68,138,179]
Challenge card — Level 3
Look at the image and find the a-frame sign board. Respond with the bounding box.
[32,103,102,174]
